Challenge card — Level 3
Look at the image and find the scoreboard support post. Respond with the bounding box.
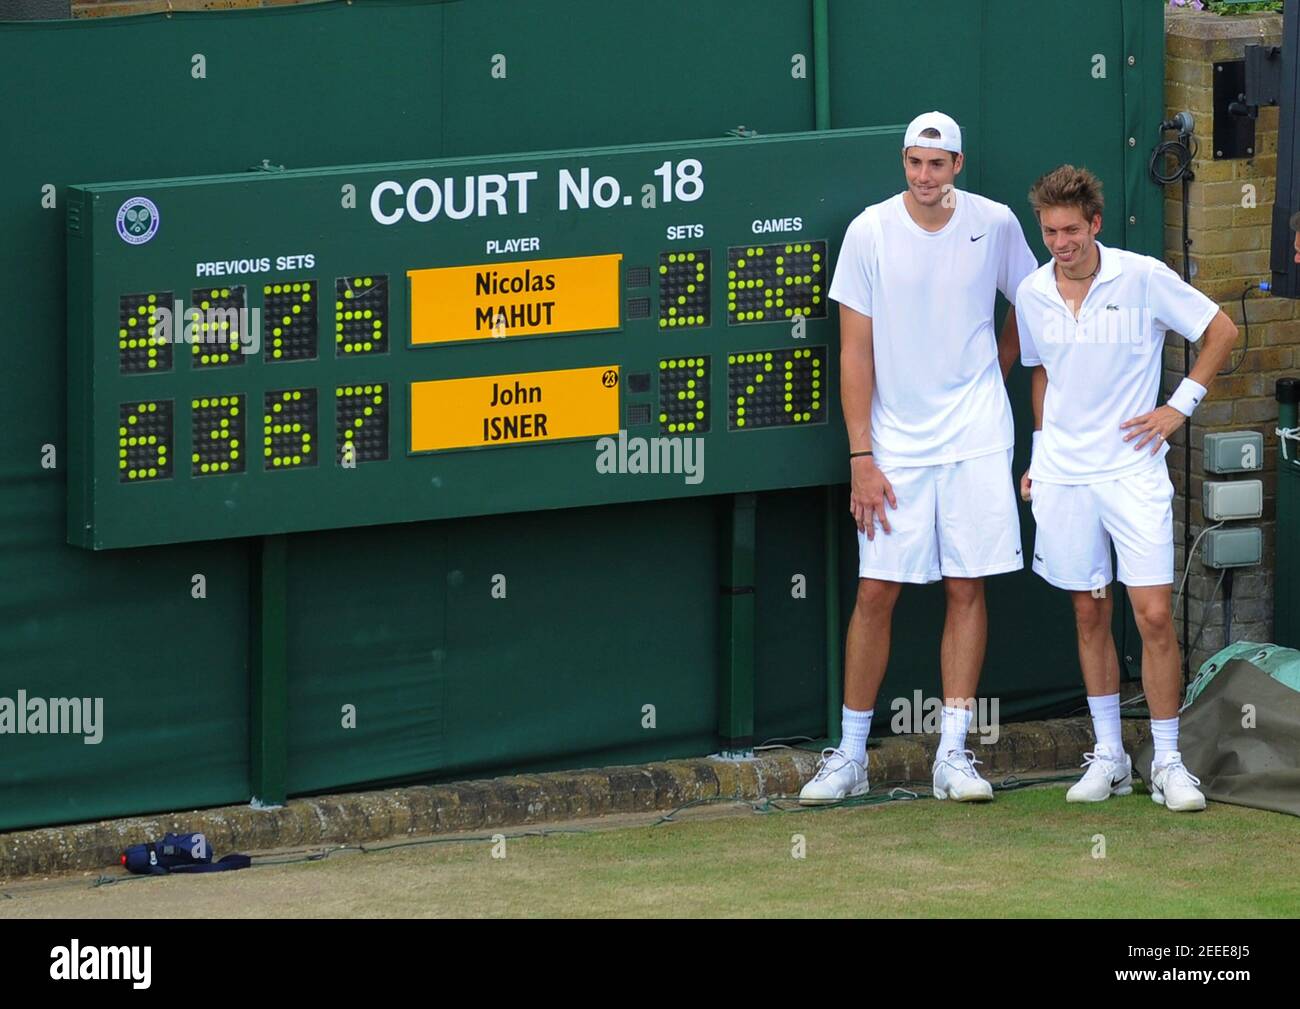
[251,534,289,808]
[812,5,842,749]
[824,485,843,747]
[718,494,756,755]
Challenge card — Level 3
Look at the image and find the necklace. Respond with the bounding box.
[1059,249,1100,282]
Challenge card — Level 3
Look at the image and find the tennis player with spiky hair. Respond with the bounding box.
[1015,165,1238,811]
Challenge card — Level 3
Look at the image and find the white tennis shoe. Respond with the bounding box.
[932,748,994,801]
[1066,745,1133,803]
[798,747,869,805]
[1150,752,1207,812]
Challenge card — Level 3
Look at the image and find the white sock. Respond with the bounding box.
[839,706,873,766]
[1151,717,1180,768]
[938,705,972,757]
[1087,693,1123,757]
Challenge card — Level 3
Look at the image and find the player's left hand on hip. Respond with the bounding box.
[1120,405,1183,455]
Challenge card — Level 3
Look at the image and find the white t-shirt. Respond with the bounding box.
[1016,241,1219,484]
[829,190,1038,467]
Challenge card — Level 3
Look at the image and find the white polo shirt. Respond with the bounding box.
[1015,241,1219,484]
[829,190,1037,467]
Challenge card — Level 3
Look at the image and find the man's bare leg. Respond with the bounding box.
[1127,582,1203,809]
[1068,587,1126,761]
[1126,584,1180,720]
[940,576,986,705]
[843,577,903,711]
[1070,587,1121,698]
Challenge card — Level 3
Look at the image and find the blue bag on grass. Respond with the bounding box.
[121,832,250,875]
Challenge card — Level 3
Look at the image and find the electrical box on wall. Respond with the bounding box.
[1203,527,1263,568]
[1203,479,1264,520]
[1204,430,1264,473]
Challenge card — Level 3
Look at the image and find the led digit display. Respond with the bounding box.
[118,400,172,481]
[336,383,389,464]
[118,291,173,374]
[189,286,247,368]
[657,357,709,434]
[336,275,388,356]
[657,250,709,329]
[191,394,245,476]
[263,280,318,362]
[727,346,825,429]
[264,387,317,469]
[726,241,827,325]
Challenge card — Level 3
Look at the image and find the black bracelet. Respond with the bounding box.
[849,450,874,458]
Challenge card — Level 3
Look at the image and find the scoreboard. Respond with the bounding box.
[66,127,904,549]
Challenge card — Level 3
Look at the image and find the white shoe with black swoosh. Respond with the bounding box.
[1066,745,1133,803]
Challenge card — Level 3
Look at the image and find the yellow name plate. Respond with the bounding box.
[410,365,621,453]
[408,253,622,345]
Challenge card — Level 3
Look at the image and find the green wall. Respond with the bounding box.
[0,0,1163,830]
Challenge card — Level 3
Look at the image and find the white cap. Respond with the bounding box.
[903,111,962,155]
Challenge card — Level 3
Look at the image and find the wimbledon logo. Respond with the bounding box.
[116,196,160,245]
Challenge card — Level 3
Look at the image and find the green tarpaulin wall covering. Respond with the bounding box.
[1137,644,1300,816]
[0,0,1163,830]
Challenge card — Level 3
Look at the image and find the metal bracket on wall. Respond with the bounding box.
[1245,44,1282,109]
[1214,60,1255,159]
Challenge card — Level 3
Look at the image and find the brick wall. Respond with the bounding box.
[1164,8,1296,670]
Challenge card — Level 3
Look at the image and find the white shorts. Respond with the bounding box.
[1029,463,1175,591]
[856,448,1023,584]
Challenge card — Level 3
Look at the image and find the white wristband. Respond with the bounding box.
[1168,377,1207,417]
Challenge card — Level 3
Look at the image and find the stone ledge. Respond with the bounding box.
[1167,8,1281,42]
[0,716,1151,880]
[71,0,323,17]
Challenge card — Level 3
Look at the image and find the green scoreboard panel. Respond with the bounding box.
[66,127,904,549]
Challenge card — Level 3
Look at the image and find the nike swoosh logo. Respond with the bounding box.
[1015,548,1022,555]
[1110,775,1127,788]
[970,234,986,242]
[1034,553,1044,561]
